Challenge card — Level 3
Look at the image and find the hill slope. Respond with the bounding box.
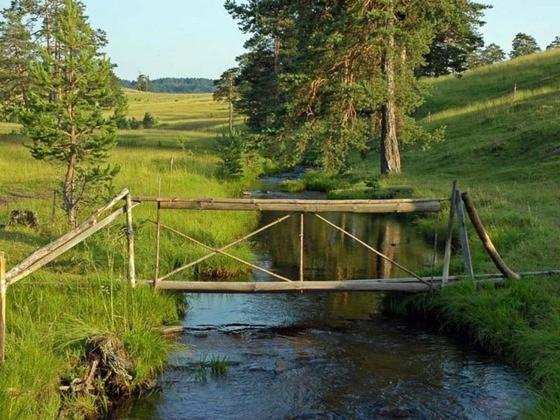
[385,49,560,418]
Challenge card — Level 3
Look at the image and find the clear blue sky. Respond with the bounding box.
[2,0,558,80]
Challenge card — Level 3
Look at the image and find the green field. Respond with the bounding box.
[0,92,258,418]
[1,49,560,418]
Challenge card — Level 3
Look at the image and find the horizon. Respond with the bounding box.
[1,0,559,80]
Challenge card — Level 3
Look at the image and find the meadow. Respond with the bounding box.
[0,92,258,417]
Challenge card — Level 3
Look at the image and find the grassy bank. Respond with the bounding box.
[0,92,257,417]
[292,49,560,416]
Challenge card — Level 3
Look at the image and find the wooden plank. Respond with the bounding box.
[161,200,441,213]
[157,198,443,213]
[5,189,129,284]
[442,181,457,287]
[126,194,136,287]
[6,205,136,286]
[461,192,521,280]
[455,190,474,279]
[156,280,435,293]
[0,252,6,363]
[137,270,560,290]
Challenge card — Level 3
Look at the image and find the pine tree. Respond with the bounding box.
[481,43,506,64]
[213,68,239,136]
[0,0,37,120]
[547,36,560,50]
[510,33,540,58]
[136,73,149,92]
[21,0,125,225]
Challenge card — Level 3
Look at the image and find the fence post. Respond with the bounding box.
[299,213,304,282]
[154,201,162,288]
[442,181,457,287]
[455,190,474,279]
[126,194,136,288]
[0,252,6,363]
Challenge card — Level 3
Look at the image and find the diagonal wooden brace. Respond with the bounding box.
[314,213,432,289]
[158,223,294,282]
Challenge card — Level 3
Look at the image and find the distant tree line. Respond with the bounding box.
[120,77,215,93]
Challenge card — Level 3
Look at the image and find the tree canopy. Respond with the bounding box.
[226,0,485,175]
[510,33,541,58]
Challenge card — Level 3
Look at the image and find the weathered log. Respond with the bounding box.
[442,181,457,286]
[126,194,136,288]
[0,253,6,363]
[461,192,521,280]
[455,190,474,279]
[5,189,129,285]
[133,197,443,213]
[6,204,138,286]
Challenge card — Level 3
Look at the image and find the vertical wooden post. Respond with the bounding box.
[51,190,57,221]
[125,194,136,288]
[154,202,162,288]
[299,213,304,282]
[442,181,457,287]
[455,190,474,279]
[0,252,6,363]
[430,232,438,280]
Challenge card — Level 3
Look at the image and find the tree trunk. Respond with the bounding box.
[228,73,234,136]
[380,13,401,175]
[63,153,77,226]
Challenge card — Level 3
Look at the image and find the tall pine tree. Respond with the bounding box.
[21,0,125,225]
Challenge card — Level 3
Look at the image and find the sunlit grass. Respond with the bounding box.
[0,91,256,417]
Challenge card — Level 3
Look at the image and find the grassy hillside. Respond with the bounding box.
[383,49,560,418]
[0,92,257,417]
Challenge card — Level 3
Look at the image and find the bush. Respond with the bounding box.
[142,112,156,129]
[217,134,244,179]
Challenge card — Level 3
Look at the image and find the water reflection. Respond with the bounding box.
[258,212,430,281]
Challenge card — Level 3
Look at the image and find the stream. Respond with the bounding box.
[124,172,532,419]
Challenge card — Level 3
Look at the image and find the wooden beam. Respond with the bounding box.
[442,181,457,286]
[156,280,436,293]
[136,270,560,291]
[126,194,136,288]
[5,189,130,285]
[461,192,521,280]
[6,205,137,286]
[455,190,474,279]
[0,252,6,363]
[133,197,443,213]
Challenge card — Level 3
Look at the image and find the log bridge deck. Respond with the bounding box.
[129,194,526,294]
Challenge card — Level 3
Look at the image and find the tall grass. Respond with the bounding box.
[0,92,258,417]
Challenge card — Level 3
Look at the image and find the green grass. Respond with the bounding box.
[0,92,258,417]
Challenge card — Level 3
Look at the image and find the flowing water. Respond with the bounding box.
[125,173,532,419]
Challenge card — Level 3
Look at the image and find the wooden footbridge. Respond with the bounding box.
[2,183,555,361]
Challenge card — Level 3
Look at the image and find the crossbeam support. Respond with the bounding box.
[157,223,293,282]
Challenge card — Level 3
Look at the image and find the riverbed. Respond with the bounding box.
[125,176,532,419]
